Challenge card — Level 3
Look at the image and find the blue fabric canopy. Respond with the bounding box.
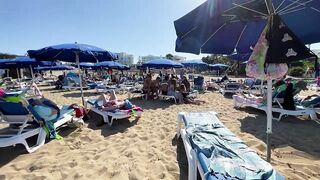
[174,0,320,55]
[35,65,75,71]
[28,43,118,62]
[0,56,42,69]
[95,61,130,70]
[209,63,229,70]
[77,62,96,69]
[181,59,208,67]
[141,58,183,69]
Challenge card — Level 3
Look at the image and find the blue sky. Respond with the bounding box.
[0,0,319,62]
[0,0,207,62]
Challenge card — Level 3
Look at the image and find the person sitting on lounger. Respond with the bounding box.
[178,84,205,105]
[96,90,135,111]
[142,73,152,94]
[168,77,177,97]
[149,77,161,99]
[181,76,191,92]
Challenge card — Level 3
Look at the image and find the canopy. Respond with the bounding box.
[174,0,320,55]
[209,63,229,70]
[0,56,42,69]
[181,59,208,67]
[141,58,183,69]
[35,65,75,71]
[95,61,129,70]
[28,43,118,63]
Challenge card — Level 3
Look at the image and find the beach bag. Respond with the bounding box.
[69,104,87,118]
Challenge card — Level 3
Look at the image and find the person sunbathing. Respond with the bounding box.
[96,90,135,111]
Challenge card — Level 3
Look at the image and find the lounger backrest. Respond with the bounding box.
[0,100,29,115]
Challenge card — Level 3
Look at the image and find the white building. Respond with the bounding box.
[138,55,161,64]
[116,52,134,66]
[137,54,186,64]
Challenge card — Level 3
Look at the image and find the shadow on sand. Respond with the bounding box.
[63,91,98,98]
[85,111,140,137]
[172,135,188,180]
[0,126,78,168]
[238,108,320,159]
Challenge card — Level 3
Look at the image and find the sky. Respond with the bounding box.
[0,0,208,62]
[0,0,319,63]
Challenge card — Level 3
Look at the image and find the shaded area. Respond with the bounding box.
[238,110,320,159]
[172,135,188,180]
[85,111,140,137]
[0,125,78,167]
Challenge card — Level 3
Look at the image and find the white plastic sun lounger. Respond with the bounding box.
[0,100,74,153]
[176,112,284,180]
[233,95,318,121]
[158,94,177,104]
[85,99,142,126]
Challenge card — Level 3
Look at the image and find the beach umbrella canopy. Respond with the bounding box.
[174,0,320,55]
[174,0,319,164]
[181,59,208,67]
[209,63,229,70]
[35,65,75,71]
[28,43,118,105]
[95,61,129,70]
[75,62,96,70]
[28,43,118,62]
[0,56,41,68]
[141,58,183,69]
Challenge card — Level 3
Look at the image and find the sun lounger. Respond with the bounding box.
[158,93,177,104]
[220,83,242,95]
[176,112,284,180]
[233,95,318,121]
[0,100,75,153]
[85,99,143,126]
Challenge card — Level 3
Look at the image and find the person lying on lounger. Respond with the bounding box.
[96,90,135,111]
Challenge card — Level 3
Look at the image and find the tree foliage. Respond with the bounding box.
[201,54,233,65]
[0,53,17,59]
[165,53,174,60]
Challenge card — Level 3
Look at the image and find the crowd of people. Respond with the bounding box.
[142,73,205,105]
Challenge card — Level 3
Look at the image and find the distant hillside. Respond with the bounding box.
[0,53,17,59]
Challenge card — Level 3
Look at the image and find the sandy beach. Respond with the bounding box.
[0,85,319,180]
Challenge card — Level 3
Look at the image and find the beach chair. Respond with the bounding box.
[62,72,89,91]
[176,112,284,180]
[220,82,242,95]
[158,93,177,104]
[84,99,143,127]
[0,99,75,153]
[233,95,318,121]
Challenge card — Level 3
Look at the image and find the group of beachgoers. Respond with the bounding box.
[141,73,205,105]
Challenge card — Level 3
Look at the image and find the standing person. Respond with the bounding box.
[142,74,152,96]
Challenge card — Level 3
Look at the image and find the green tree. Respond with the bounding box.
[165,53,174,60]
[0,53,17,59]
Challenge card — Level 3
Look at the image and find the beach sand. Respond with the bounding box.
[0,85,319,180]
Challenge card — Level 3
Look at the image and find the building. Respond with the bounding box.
[137,54,186,64]
[116,52,134,66]
[138,55,161,64]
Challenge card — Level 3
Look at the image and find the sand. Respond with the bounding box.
[0,85,319,180]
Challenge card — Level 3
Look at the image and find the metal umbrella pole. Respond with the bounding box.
[266,0,274,163]
[75,52,85,106]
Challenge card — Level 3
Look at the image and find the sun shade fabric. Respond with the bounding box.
[174,0,320,55]
[141,58,183,69]
[265,15,316,63]
[28,43,118,62]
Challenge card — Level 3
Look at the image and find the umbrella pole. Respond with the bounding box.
[266,79,272,162]
[29,65,34,79]
[75,52,85,106]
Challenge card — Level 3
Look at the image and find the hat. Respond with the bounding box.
[296,80,308,90]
